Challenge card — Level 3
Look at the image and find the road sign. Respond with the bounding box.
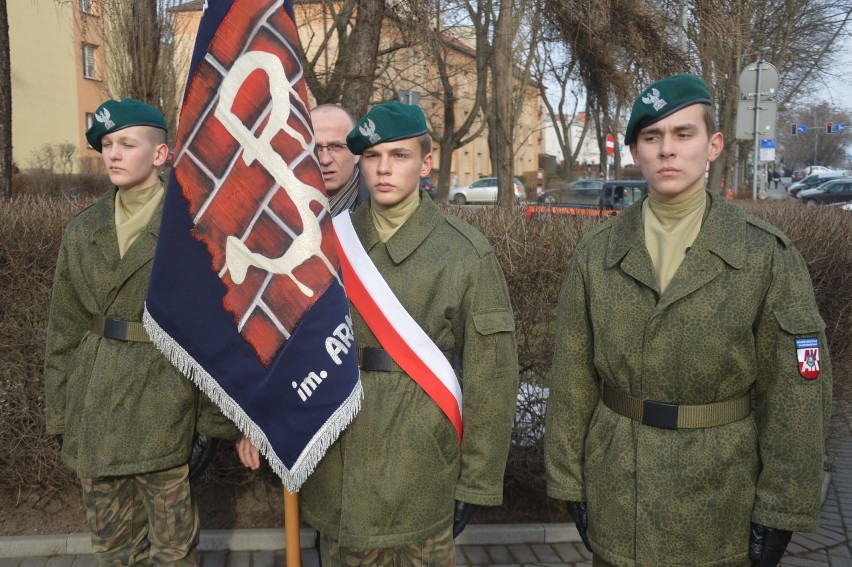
[739,61,780,99]
[605,134,615,155]
[797,124,809,134]
[835,123,847,132]
[736,99,777,139]
[759,139,776,162]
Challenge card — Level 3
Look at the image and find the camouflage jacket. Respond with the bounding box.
[545,191,832,567]
[44,188,238,478]
[300,194,519,548]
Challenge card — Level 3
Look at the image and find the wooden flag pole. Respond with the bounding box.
[284,488,301,567]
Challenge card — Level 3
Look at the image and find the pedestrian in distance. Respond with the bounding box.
[544,74,832,567]
[237,101,519,566]
[43,98,239,566]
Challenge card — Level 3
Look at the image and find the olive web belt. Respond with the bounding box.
[90,316,151,343]
[601,382,751,429]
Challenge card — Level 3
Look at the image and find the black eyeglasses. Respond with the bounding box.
[314,143,348,156]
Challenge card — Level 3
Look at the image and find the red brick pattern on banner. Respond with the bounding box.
[173,0,335,367]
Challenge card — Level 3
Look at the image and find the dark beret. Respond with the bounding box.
[85,98,167,153]
[625,74,711,145]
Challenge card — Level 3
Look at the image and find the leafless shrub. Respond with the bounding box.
[0,196,91,494]
[2,199,849,510]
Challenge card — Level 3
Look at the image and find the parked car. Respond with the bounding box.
[599,179,649,210]
[448,176,525,204]
[419,177,436,199]
[528,180,648,220]
[796,178,852,205]
[537,178,604,205]
[791,165,831,182]
[788,170,851,196]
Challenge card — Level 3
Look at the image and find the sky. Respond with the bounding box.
[804,46,852,112]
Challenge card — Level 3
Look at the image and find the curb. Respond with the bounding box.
[0,524,581,558]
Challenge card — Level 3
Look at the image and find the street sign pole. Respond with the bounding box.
[738,59,778,199]
[751,60,763,200]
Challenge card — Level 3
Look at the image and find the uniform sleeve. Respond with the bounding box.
[751,239,832,532]
[544,248,600,502]
[43,235,89,435]
[454,251,519,506]
[196,391,240,440]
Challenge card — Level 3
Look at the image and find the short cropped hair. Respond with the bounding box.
[703,104,717,136]
[147,126,168,147]
[416,133,431,158]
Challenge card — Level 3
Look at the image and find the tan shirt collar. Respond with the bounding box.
[115,180,164,258]
[370,191,420,242]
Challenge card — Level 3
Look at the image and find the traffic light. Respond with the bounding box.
[827,122,834,134]
[791,124,798,135]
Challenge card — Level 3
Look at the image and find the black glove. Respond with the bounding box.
[748,523,792,567]
[452,500,479,538]
[56,434,63,449]
[566,501,591,552]
[187,434,219,480]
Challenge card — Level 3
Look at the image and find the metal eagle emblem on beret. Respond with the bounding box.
[95,108,115,130]
[359,118,381,144]
[641,88,667,111]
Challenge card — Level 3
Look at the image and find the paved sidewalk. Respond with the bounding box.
[2,396,849,566]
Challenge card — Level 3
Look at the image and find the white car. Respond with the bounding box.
[448,177,525,205]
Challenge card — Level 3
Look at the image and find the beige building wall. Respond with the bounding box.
[9,0,80,172]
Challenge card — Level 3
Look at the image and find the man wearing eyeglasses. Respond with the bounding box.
[311,104,369,216]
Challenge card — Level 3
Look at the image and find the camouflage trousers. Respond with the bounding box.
[319,525,454,567]
[80,464,199,566]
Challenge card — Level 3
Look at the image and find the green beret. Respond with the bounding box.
[85,98,167,153]
[346,101,428,155]
[625,74,711,145]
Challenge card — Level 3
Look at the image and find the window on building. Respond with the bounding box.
[79,0,95,14]
[82,44,98,79]
[85,113,94,147]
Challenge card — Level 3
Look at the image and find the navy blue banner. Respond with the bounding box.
[144,0,361,490]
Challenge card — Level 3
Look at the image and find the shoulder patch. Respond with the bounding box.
[446,215,494,258]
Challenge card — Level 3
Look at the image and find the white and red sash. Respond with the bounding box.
[333,212,463,440]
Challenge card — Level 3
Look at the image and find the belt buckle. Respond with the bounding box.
[103,318,128,341]
[642,400,679,430]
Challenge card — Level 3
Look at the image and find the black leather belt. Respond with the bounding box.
[90,316,151,343]
[358,346,403,372]
[601,382,751,429]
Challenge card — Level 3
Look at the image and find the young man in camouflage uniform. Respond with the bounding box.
[44,98,238,566]
[544,75,832,567]
[238,101,519,565]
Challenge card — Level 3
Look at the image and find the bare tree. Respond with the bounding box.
[0,0,10,199]
[70,0,185,142]
[298,0,396,118]
[387,0,490,201]
[530,41,588,181]
[540,0,687,183]
[778,102,852,167]
[466,0,541,207]
[682,0,852,192]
